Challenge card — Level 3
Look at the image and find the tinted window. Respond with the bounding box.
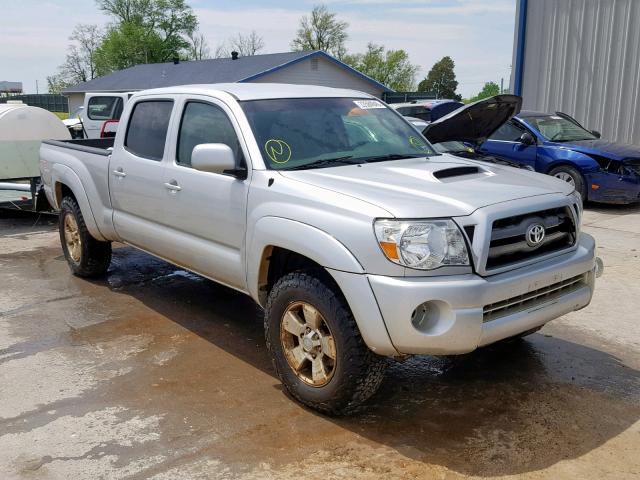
[489,121,526,141]
[87,96,123,120]
[125,101,173,161]
[177,102,242,167]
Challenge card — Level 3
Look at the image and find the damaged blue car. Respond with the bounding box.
[479,111,640,204]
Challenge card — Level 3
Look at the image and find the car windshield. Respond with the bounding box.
[241,97,436,170]
[524,115,597,142]
[433,141,473,154]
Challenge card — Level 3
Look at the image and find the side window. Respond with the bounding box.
[176,101,242,167]
[87,96,121,120]
[489,121,526,141]
[396,107,410,115]
[125,100,173,161]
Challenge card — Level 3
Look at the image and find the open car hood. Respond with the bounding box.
[422,95,522,145]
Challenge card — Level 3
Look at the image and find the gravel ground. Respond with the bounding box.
[0,204,638,480]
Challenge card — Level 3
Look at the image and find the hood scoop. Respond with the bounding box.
[433,165,482,180]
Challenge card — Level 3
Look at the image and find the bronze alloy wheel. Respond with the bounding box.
[280,301,337,387]
[63,212,82,262]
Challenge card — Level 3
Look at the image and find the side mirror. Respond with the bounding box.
[519,132,535,145]
[591,130,601,138]
[191,143,236,175]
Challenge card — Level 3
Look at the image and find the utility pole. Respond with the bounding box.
[500,77,504,94]
[35,80,39,94]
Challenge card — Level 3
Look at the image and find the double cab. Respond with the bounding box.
[40,84,597,414]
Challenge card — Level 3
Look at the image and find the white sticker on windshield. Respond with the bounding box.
[353,99,385,109]
[550,115,562,119]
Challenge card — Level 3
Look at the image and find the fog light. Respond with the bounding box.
[411,300,455,334]
[411,302,435,331]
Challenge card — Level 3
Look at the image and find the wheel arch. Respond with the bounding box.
[248,217,364,306]
[52,164,106,241]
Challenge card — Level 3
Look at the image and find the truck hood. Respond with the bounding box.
[551,139,640,162]
[423,95,522,145]
[278,155,572,218]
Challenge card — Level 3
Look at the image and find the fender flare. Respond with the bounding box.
[246,216,364,302]
[51,163,106,241]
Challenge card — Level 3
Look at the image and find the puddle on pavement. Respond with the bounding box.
[1,240,639,478]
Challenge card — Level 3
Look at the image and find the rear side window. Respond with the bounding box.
[489,121,526,141]
[176,101,242,167]
[87,96,123,120]
[125,100,173,161]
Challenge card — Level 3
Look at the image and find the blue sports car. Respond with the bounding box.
[479,112,640,204]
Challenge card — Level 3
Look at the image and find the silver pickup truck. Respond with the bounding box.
[40,84,596,414]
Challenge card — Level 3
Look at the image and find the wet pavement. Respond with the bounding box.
[0,206,639,479]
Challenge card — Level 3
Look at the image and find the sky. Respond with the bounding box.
[0,0,516,98]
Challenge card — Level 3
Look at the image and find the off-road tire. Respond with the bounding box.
[59,196,111,278]
[265,271,386,415]
[549,165,587,201]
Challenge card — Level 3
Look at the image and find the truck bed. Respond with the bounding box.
[42,138,115,156]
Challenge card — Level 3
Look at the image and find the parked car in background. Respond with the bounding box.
[479,111,640,204]
[421,95,531,170]
[62,93,131,139]
[391,99,463,122]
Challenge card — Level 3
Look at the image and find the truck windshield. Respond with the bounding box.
[524,115,597,142]
[241,97,436,170]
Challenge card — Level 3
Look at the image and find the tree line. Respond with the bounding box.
[48,1,501,102]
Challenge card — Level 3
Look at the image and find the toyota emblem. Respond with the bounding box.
[525,223,546,247]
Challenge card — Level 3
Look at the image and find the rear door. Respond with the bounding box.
[159,96,250,290]
[84,95,125,138]
[479,120,538,169]
[110,98,175,252]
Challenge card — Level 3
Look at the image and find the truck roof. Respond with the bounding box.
[131,83,376,101]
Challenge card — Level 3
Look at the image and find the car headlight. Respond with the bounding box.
[374,219,470,270]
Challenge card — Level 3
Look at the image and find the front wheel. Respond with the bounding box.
[59,196,112,278]
[549,165,586,201]
[265,272,386,415]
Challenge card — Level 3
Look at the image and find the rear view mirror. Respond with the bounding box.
[591,130,601,138]
[519,132,535,145]
[191,143,236,175]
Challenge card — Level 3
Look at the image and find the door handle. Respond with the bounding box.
[112,168,126,178]
[164,181,182,192]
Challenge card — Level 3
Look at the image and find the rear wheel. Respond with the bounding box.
[549,165,586,201]
[59,196,111,278]
[265,271,386,415]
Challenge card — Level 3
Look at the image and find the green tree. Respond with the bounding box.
[95,0,198,74]
[291,5,348,59]
[344,43,418,91]
[468,81,500,103]
[418,56,461,100]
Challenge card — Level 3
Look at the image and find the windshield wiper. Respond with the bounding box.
[286,156,362,170]
[364,153,425,163]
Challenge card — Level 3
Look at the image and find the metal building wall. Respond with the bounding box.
[513,0,640,145]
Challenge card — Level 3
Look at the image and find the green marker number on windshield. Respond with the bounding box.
[408,136,428,151]
[265,139,292,164]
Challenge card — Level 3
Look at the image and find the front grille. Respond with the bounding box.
[486,207,577,270]
[483,273,587,322]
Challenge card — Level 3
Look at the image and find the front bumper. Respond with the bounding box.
[367,233,596,355]
[586,171,640,204]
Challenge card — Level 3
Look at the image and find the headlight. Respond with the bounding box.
[374,219,470,270]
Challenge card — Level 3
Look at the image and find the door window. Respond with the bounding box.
[87,96,123,120]
[125,100,173,161]
[176,101,242,167]
[489,121,527,141]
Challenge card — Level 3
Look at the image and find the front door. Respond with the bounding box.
[480,120,538,170]
[160,98,249,291]
[110,99,174,253]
